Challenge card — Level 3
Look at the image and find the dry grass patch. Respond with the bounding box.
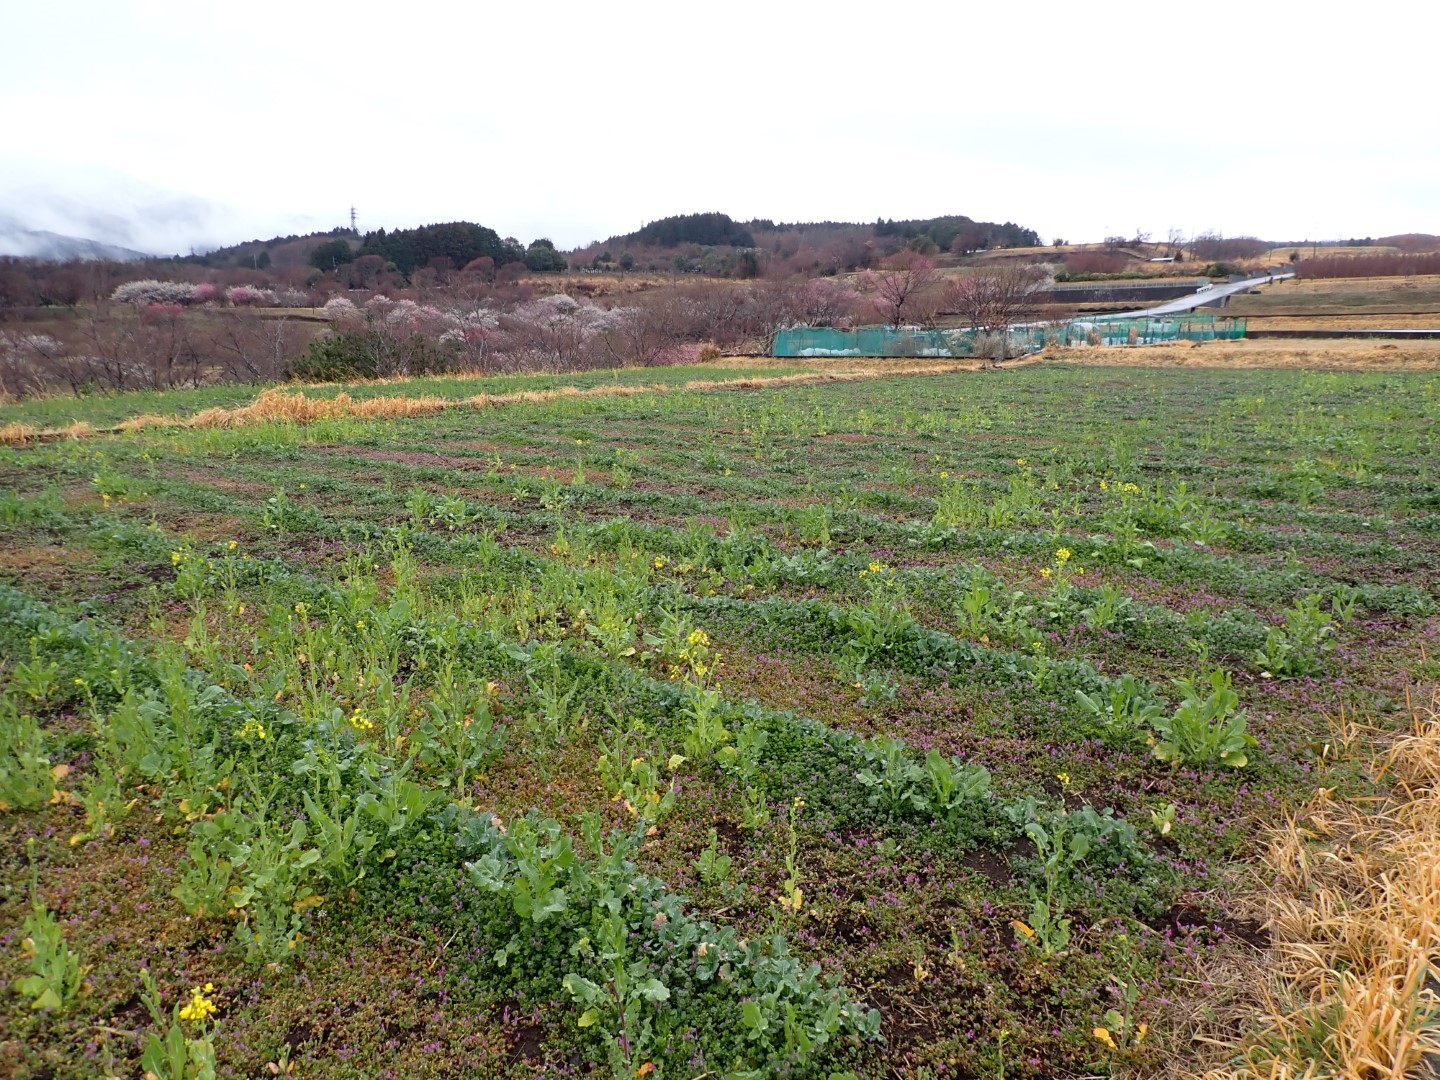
[1047,339,1440,370]
[186,388,449,428]
[1246,316,1440,331]
[1204,691,1440,1079]
[0,421,38,446]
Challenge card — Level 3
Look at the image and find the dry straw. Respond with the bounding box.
[0,421,37,446]
[1204,688,1440,1079]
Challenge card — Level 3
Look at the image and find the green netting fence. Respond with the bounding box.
[772,315,1245,357]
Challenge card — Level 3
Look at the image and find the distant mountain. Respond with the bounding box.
[0,218,150,261]
[0,156,336,258]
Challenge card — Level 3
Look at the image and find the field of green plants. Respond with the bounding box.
[2,364,1437,1078]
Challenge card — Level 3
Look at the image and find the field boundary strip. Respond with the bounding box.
[0,358,1004,446]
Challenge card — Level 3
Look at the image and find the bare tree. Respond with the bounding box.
[866,253,938,327]
[213,310,310,382]
[945,264,1048,362]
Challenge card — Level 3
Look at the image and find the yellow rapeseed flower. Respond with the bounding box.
[1055,548,1072,564]
[179,986,218,1023]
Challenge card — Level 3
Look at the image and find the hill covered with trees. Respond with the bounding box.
[572,212,1045,277]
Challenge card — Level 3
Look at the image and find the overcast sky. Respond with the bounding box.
[2,0,1435,255]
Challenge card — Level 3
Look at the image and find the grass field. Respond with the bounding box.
[1224,275,1440,320]
[2,361,1438,1078]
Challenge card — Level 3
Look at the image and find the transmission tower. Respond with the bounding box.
[350,206,357,233]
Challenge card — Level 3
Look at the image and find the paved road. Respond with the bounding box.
[1102,273,1294,319]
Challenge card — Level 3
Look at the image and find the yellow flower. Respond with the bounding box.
[293,602,308,616]
[1055,547,1072,564]
[1056,771,1071,787]
[939,471,949,479]
[227,540,238,551]
[1093,1027,1117,1051]
[170,550,183,565]
[348,710,373,732]
[355,620,366,631]
[1039,567,1052,579]
[1016,458,1028,466]
[868,561,884,574]
[1099,479,1109,491]
[179,987,218,1023]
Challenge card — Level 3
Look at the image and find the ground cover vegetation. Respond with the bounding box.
[1,361,1438,1078]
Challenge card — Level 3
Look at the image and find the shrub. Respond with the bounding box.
[288,326,454,381]
[1200,262,1242,278]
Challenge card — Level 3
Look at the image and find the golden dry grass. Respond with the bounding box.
[1246,316,1440,331]
[0,421,38,446]
[1045,339,1440,370]
[1202,689,1440,1079]
[186,389,449,429]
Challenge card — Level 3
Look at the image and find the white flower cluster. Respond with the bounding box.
[322,296,359,320]
[111,280,202,305]
[110,280,312,308]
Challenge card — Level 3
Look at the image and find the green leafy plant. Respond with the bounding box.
[1076,674,1164,747]
[9,644,61,704]
[14,842,91,1011]
[680,683,733,762]
[1152,670,1256,768]
[0,705,55,812]
[1254,593,1336,677]
[922,750,991,821]
[1080,582,1134,630]
[417,665,505,794]
[137,968,219,1080]
[696,827,742,902]
[855,735,927,816]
